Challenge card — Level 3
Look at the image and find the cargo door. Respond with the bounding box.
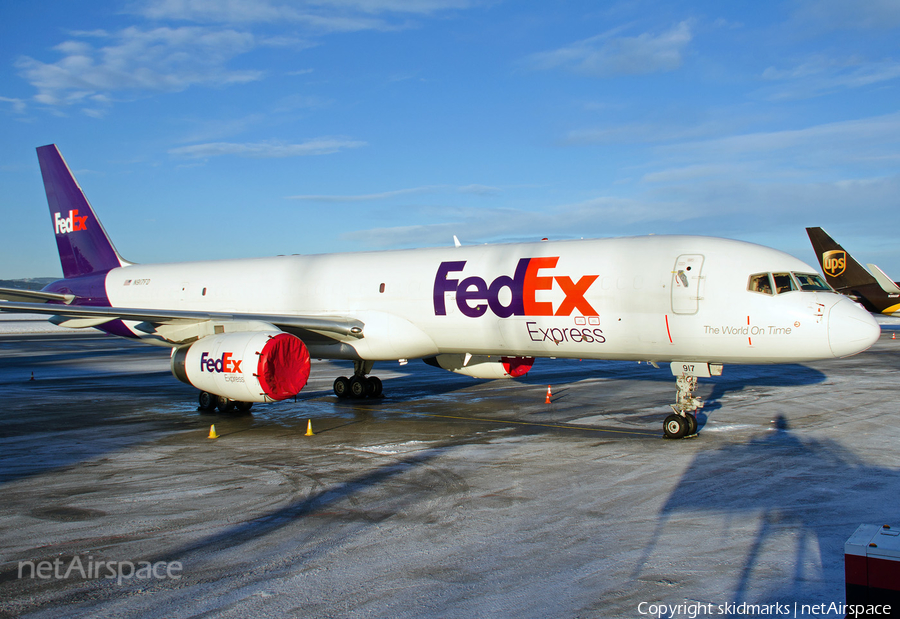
[671,254,704,314]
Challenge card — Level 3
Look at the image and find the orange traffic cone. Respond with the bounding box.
[208,424,219,439]
[545,386,552,404]
[893,332,896,340]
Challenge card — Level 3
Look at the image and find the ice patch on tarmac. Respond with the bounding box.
[0,314,73,334]
[351,440,433,455]
[569,414,610,425]
[486,434,531,445]
[699,422,757,432]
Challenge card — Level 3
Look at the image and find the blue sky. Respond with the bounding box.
[1,0,899,279]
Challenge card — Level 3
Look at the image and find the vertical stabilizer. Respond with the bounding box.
[805,227,877,291]
[37,144,128,279]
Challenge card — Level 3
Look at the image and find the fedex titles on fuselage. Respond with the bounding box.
[433,257,607,345]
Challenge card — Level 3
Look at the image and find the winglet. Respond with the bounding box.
[37,144,130,279]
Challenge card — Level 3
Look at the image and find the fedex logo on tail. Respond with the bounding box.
[200,352,242,374]
[54,209,88,234]
[434,258,598,318]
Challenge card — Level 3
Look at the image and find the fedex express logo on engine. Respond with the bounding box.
[54,209,88,234]
[434,257,598,318]
[200,352,242,373]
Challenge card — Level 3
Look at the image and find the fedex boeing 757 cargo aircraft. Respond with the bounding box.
[0,145,881,438]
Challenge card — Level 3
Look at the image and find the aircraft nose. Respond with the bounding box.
[827,297,880,358]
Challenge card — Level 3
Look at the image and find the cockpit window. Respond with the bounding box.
[772,272,796,294]
[793,272,832,291]
[750,271,832,295]
[748,273,773,295]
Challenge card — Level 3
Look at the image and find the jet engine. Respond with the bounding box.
[171,331,311,402]
[425,354,534,379]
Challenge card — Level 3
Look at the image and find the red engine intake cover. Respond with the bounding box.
[501,356,534,378]
[257,333,311,400]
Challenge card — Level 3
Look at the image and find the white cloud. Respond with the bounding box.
[0,96,27,113]
[271,94,330,112]
[457,184,499,196]
[792,0,900,32]
[16,27,262,109]
[761,57,900,100]
[614,113,900,202]
[315,0,472,14]
[17,1,475,114]
[177,114,267,144]
[140,0,299,22]
[286,184,500,201]
[136,0,472,31]
[562,116,746,147]
[641,164,760,184]
[660,112,900,160]
[528,21,693,77]
[168,138,366,158]
[288,186,439,201]
[340,195,683,248]
[658,175,900,226]
[339,173,900,250]
[563,123,659,145]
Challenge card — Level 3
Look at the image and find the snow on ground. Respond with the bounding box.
[0,314,78,334]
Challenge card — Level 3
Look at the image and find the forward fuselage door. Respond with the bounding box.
[671,254,705,314]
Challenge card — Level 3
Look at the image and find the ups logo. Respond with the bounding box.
[823,250,846,277]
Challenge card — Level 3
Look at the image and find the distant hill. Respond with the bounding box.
[0,278,58,291]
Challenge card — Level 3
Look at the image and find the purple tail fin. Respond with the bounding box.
[37,144,128,278]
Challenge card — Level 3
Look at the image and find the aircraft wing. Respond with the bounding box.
[866,264,900,294]
[0,301,365,340]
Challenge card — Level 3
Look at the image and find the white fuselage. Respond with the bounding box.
[103,235,877,365]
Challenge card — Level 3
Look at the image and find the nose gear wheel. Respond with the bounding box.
[664,375,702,439]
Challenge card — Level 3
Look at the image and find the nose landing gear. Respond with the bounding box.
[663,369,710,439]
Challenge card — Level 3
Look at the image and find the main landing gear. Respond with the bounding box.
[198,391,253,413]
[333,360,383,399]
[663,375,702,439]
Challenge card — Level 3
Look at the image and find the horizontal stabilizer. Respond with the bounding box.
[865,263,900,294]
[0,287,75,304]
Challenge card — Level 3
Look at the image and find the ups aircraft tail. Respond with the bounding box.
[806,226,900,316]
[805,227,877,291]
[36,144,130,279]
